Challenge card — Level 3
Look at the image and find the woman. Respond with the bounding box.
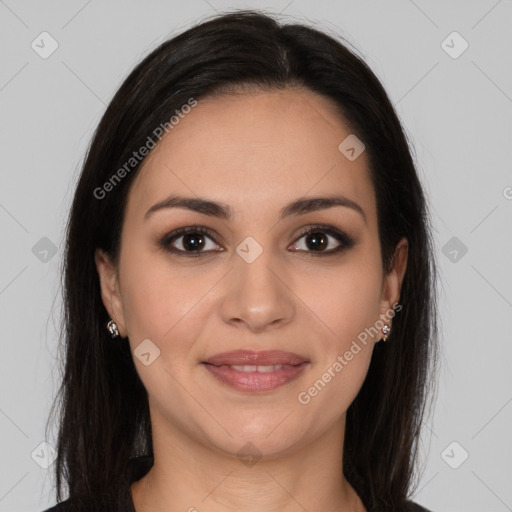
[43,9,438,512]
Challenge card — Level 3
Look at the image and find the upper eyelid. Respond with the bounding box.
[163,224,351,250]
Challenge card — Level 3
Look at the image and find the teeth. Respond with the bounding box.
[230,364,284,372]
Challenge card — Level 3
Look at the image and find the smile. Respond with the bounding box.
[202,362,309,392]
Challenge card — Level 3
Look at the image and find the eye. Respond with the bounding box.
[160,225,222,257]
[159,224,355,258]
[289,225,355,256]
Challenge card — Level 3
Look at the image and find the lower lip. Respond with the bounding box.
[202,362,309,392]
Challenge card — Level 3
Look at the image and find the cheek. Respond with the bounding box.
[291,257,382,409]
[293,257,384,350]
[296,345,372,434]
[119,253,212,416]
[119,243,212,349]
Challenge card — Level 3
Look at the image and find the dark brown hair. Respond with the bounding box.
[46,9,438,510]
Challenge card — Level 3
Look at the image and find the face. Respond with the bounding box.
[96,87,407,459]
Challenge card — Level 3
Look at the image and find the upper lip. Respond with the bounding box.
[202,350,308,366]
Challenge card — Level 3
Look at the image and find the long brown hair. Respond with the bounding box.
[46,9,439,510]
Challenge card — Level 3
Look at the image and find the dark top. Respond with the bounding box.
[42,455,432,512]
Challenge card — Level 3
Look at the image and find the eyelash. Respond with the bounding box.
[159,223,356,258]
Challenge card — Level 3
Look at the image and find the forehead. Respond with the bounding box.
[126,88,376,225]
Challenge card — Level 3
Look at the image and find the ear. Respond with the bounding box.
[94,248,127,338]
[379,237,408,321]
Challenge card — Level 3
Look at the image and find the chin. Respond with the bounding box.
[211,434,301,463]
[201,418,306,459]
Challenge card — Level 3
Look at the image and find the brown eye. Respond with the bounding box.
[289,226,355,255]
[304,231,329,251]
[160,226,222,257]
[159,224,355,258]
[180,232,207,251]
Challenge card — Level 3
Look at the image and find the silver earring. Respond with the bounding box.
[381,324,391,342]
[107,319,120,339]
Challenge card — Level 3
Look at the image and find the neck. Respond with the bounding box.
[131,408,366,512]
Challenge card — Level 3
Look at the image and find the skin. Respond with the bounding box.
[95,87,408,512]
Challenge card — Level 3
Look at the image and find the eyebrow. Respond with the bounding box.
[144,194,366,224]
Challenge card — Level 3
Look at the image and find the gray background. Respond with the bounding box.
[1,1,511,511]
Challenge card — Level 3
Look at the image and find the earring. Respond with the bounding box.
[107,319,120,339]
[381,324,391,342]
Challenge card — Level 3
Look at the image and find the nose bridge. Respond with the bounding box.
[220,235,294,331]
[236,237,282,301]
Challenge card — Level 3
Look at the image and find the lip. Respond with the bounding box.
[203,350,308,366]
[202,350,309,392]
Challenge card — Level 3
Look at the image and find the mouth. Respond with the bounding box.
[201,350,309,392]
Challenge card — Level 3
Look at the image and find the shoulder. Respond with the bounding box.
[41,497,94,512]
[404,501,432,512]
[371,501,433,512]
[41,455,151,512]
[40,494,123,512]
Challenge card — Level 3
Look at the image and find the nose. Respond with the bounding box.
[219,246,295,333]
